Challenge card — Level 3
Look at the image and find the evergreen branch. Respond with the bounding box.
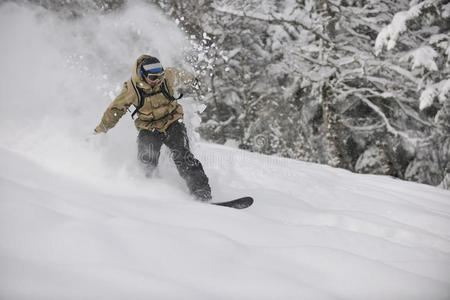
[354,92,419,142]
[339,87,434,127]
[211,6,333,44]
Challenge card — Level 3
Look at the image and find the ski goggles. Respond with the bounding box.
[146,73,164,82]
[140,68,165,83]
[140,62,165,82]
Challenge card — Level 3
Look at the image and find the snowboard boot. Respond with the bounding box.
[192,188,212,202]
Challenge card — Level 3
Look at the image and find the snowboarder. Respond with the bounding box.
[94,55,212,201]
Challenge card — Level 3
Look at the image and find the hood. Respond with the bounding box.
[131,54,158,90]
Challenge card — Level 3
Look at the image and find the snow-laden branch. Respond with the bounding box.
[294,52,333,67]
[375,0,442,55]
[420,79,450,110]
[372,89,433,127]
[383,63,421,85]
[401,46,439,71]
[354,92,417,142]
[337,86,433,127]
[340,120,385,132]
[211,6,333,44]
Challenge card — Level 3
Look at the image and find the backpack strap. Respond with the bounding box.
[130,78,182,119]
[161,79,183,102]
[130,78,142,120]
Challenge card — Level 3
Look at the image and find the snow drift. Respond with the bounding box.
[1,143,450,300]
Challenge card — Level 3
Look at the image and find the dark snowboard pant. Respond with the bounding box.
[137,121,211,200]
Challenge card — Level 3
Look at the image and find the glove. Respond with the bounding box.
[94,124,107,134]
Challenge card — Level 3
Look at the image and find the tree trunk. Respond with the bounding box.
[321,82,347,168]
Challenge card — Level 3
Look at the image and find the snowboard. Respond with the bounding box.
[211,196,254,209]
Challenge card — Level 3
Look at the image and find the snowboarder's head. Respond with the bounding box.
[139,56,165,87]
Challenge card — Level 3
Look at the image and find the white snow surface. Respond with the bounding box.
[1,2,450,300]
[2,143,450,300]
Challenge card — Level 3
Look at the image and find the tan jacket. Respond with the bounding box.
[96,55,196,133]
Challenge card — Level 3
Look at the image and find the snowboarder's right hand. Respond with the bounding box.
[94,125,107,134]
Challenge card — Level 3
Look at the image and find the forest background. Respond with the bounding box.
[32,0,450,189]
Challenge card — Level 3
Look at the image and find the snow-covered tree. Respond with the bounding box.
[374,0,450,186]
[224,0,449,186]
[151,0,449,188]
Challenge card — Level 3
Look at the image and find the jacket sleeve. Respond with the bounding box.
[96,81,137,133]
[165,67,196,87]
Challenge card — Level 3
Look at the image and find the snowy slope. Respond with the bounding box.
[1,143,450,300]
[1,1,450,299]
